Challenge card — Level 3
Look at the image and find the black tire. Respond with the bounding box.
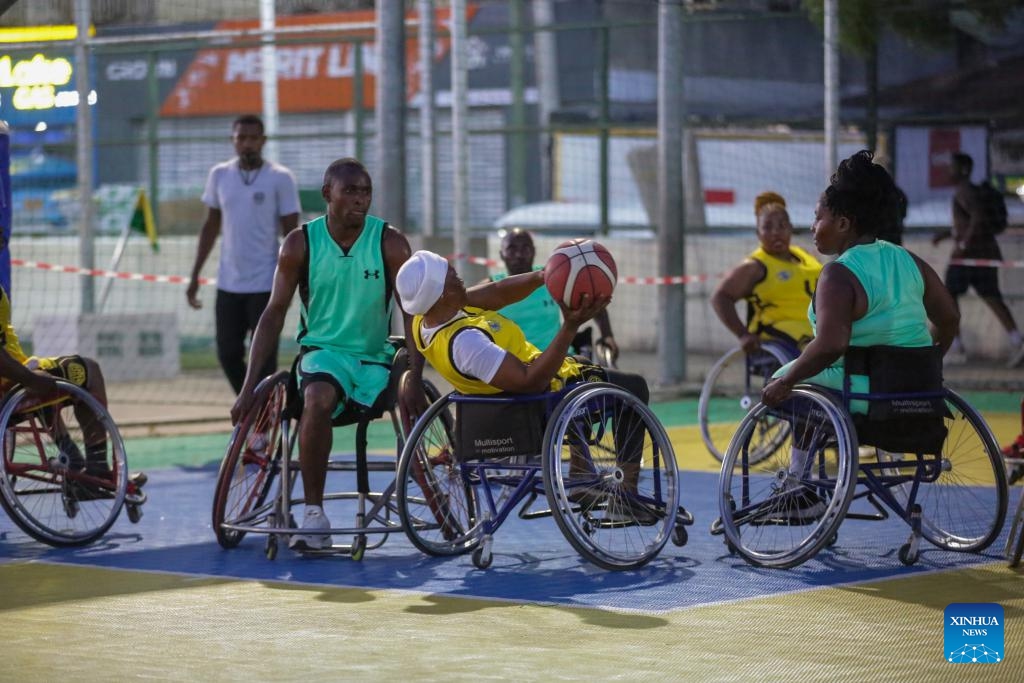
[0,382,127,547]
[211,372,288,549]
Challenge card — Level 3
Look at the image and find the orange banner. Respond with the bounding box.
[160,6,475,117]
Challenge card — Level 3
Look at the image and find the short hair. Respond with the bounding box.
[232,114,264,134]
[323,158,370,186]
[500,227,534,247]
[822,150,901,237]
[952,152,973,172]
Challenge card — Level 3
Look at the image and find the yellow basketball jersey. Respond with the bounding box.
[747,245,822,344]
[414,308,581,395]
[0,287,28,365]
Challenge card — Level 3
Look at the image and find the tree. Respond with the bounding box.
[801,0,1018,152]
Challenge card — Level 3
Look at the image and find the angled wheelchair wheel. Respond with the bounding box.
[718,387,857,569]
[882,389,1007,554]
[0,382,127,547]
[211,371,288,549]
[699,343,792,463]
[542,383,679,571]
[396,393,480,556]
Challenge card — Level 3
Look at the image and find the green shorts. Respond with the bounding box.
[297,349,390,419]
[773,359,869,415]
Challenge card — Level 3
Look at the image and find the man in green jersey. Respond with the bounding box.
[231,158,425,551]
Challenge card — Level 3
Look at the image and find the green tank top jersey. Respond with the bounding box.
[492,268,561,350]
[297,214,394,362]
[810,240,932,349]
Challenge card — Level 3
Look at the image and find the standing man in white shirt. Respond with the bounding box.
[187,114,301,394]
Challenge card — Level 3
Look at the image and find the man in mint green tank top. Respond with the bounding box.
[230,158,425,551]
[490,228,618,361]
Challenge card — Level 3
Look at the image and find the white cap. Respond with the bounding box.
[396,250,449,315]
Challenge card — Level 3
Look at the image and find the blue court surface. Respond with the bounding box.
[2,463,1018,613]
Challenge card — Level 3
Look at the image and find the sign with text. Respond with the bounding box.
[159,6,477,117]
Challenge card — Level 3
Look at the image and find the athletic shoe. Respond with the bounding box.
[568,487,607,510]
[1002,436,1024,485]
[289,507,333,551]
[603,494,659,525]
[943,349,967,366]
[750,485,826,526]
[1009,343,1024,369]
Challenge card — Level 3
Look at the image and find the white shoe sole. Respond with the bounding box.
[289,534,333,551]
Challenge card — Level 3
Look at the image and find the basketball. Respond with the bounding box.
[544,239,618,308]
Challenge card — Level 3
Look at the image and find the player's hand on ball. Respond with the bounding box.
[561,292,610,327]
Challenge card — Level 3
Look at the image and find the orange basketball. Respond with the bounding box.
[544,239,618,308]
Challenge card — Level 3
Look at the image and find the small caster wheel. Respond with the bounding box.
[472,546,492,569]
[581,520,594,536]
[266,535,278,560]
[672,525,688,547]
[826,533,838,548]
[351,535,367,562]
[898,543,917,566]
[64,498,79,519]
[725,539,737,556]
[126,504,142,524]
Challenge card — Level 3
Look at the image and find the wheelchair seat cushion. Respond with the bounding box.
[455,398,546,460]
[845,345,949,454]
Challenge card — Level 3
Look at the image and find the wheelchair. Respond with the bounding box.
[698,337,798,462]
[716,345,1008,569]
[211,339,439,560]
[394,381,692,571]
[0,380,145,546]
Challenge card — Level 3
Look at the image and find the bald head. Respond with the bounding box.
[500,228,536,275]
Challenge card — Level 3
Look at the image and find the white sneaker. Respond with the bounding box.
[289,507,333,551]
[944,349,967,366]
[1008,343,1024,369]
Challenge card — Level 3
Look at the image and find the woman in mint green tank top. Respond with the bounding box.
[763,151,960,410]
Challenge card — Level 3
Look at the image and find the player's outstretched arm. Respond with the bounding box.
[466,270,544,310]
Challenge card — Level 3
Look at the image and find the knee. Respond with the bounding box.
[302,382,339,419]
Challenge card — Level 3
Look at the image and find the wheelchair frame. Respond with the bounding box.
[0,380,145,546]
[395,381,693,571]
[698,339,797,462]
[211,343,438,560]
[717,350,1008,569]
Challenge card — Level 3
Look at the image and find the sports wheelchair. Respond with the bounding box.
[211,339,438,560]
[394,381,692,571]
[0,380,145,546]
[716,345,1008,569]
[698,338,798,462]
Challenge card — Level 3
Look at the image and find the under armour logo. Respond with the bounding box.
[364,269,381,279]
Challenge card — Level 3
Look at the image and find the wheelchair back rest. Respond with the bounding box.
[844,345,950,454]
[454,393,555,461]
[284,338,408,427]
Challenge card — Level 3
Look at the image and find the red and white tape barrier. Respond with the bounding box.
[14,253,1020,290]
[449,253,714,286]
[11,258,216,286]
[948,258,1024,269]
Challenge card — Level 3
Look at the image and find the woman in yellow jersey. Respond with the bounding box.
[710,191,823,353]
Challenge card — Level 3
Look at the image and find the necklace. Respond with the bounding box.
[239,163,264,186]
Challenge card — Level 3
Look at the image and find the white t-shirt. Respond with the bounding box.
[421,312,508,383]
[201,158,300,293]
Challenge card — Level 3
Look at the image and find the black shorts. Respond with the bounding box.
[945,264,1002,298]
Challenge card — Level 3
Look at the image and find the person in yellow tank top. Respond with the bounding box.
[0,281,146,492]
[396,250,654,520]
[711,191,823,353]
